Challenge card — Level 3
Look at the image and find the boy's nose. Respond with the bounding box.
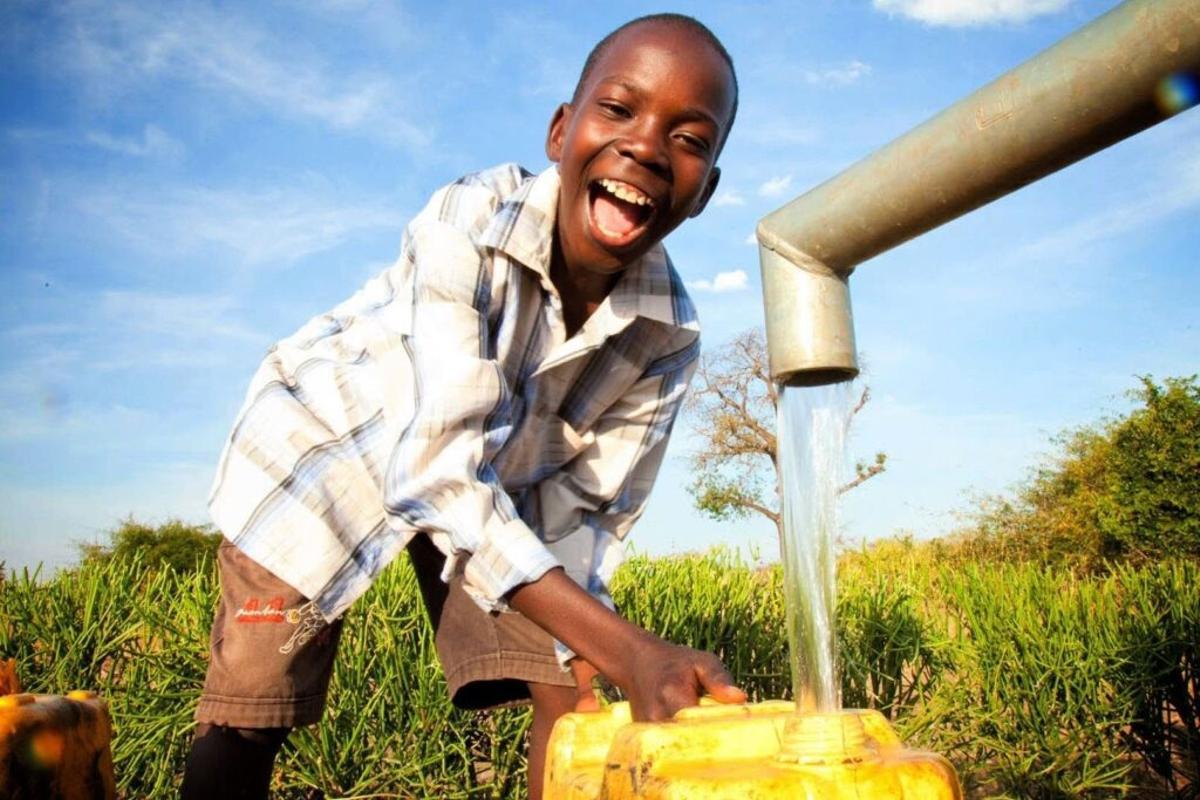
[616,122,669,175]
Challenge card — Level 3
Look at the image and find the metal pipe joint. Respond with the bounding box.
[756,0,1200,386]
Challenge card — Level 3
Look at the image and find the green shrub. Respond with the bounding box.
[944,375,1200,570]
[611,548,791,702]
[2,549,1197,797]
[1109,562,1200,793]
[77,517,222,574]
[837,570,947,721]
[1097,377,1200,560]
[922,565,1133,797]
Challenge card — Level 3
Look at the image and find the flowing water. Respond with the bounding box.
[776,381,857,713]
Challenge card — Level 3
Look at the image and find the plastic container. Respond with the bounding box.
[545,700,961,799]
[0,691,117,800]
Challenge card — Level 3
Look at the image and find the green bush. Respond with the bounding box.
[924,566,1133,797]
[78,517,222,574]
[837,570,947,721]
[611,548,791,702]
[1110,562,1200,793]
[945,375,1200,570]
[1097,377,1200,560]
[2,550,1197,797]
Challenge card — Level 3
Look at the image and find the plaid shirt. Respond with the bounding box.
[209,164,699,658]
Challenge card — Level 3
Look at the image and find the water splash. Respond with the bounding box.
[776,381,856,713]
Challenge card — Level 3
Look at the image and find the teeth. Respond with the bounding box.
[598,178,654,207]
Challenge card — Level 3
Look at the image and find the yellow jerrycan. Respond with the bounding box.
[0,690,117,800]
[544,700,961,799]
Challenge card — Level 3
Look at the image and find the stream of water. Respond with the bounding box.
[776,381,857,713]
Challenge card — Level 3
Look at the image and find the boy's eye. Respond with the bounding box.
[599,101,632,118]
[677,132,712,153]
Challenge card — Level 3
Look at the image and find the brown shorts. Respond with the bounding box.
[194,536,572,729]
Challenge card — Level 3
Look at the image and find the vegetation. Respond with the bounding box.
[5,374,1196,796]
[2,550,1197,798]
[683,328,886,535]
[942,375,1200,571]
[77,517,222,574]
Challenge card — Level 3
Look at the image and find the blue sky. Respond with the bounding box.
[2,0,1197,571]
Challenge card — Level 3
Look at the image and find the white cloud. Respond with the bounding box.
[3,322,81,339]
[712,190,746,208]
[49,0,431,149]
[804,60,872,86]
[1015,147,1200,263]
[5,127,60,144]
[840,394,1048,541]
[745,232,758,246]
[1021,194,1194,264]
[98,290,263,344]
[85,124,184,159]
[10,123,186,160]
[0,286,267,396]
[488,14,582,99]
[758,175,793,197]
[687,269,749,293]
[737,117,820,147]
[0,461,215,571]
[0,398,158,444]
[873,0,1071,27]
[74,182,407,267]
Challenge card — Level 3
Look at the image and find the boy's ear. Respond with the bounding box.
[689,166,721,218]
[545,103,572,163]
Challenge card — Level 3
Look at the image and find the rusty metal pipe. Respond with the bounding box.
[757,0,1200,386]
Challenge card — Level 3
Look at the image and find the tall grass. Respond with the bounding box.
[1,549,1197,798]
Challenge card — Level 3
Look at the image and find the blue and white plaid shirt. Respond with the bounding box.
[209,164,699,661]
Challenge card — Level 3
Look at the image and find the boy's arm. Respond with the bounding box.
[508,567,746,721]
[536,336,696,663]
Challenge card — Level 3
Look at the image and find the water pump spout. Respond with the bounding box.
[757,234,857,387]
[757,0,1200,386]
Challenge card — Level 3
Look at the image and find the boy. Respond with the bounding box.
[182,13,742,800]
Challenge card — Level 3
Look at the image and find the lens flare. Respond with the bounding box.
[1155,72,1200,116]
[29,729,65,767]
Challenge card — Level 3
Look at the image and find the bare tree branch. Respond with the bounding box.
[743,501,780,527]
[685,328,886,528]
[838,457,887,495]
[851,386,870,417]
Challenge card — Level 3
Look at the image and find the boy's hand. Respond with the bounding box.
[568,658,603,712]
[509,568,746,723]
[621,636,746,721]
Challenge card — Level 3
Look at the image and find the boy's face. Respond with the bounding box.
[546,23,735,280]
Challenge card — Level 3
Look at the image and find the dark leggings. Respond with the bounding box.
[180,724,290,800]
[180,682,573,800]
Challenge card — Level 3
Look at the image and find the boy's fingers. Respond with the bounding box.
[574,691,602,712]
[569,658,599,685]
[696,661,747,704]
[706,683,748,704]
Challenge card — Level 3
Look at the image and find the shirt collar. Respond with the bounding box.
[478,164,698,334]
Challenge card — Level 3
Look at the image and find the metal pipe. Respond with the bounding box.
[757,0,1200,386]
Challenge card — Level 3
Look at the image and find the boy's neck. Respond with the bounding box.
[549,236,621,338]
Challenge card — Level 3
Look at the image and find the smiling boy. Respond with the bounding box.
[182,14,742,800]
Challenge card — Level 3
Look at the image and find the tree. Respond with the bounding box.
[950,374,1200,568]
[684,328,886,538]
[1097,375,1200,559]
[77,517,222,573]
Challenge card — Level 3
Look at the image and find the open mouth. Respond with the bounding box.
[588,178,656,247]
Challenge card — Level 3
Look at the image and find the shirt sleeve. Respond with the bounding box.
[208,188,562,621]
[537,335,699,664]
[383,213,562,613]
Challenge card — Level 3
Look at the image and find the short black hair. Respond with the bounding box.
[571,14,739,151]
